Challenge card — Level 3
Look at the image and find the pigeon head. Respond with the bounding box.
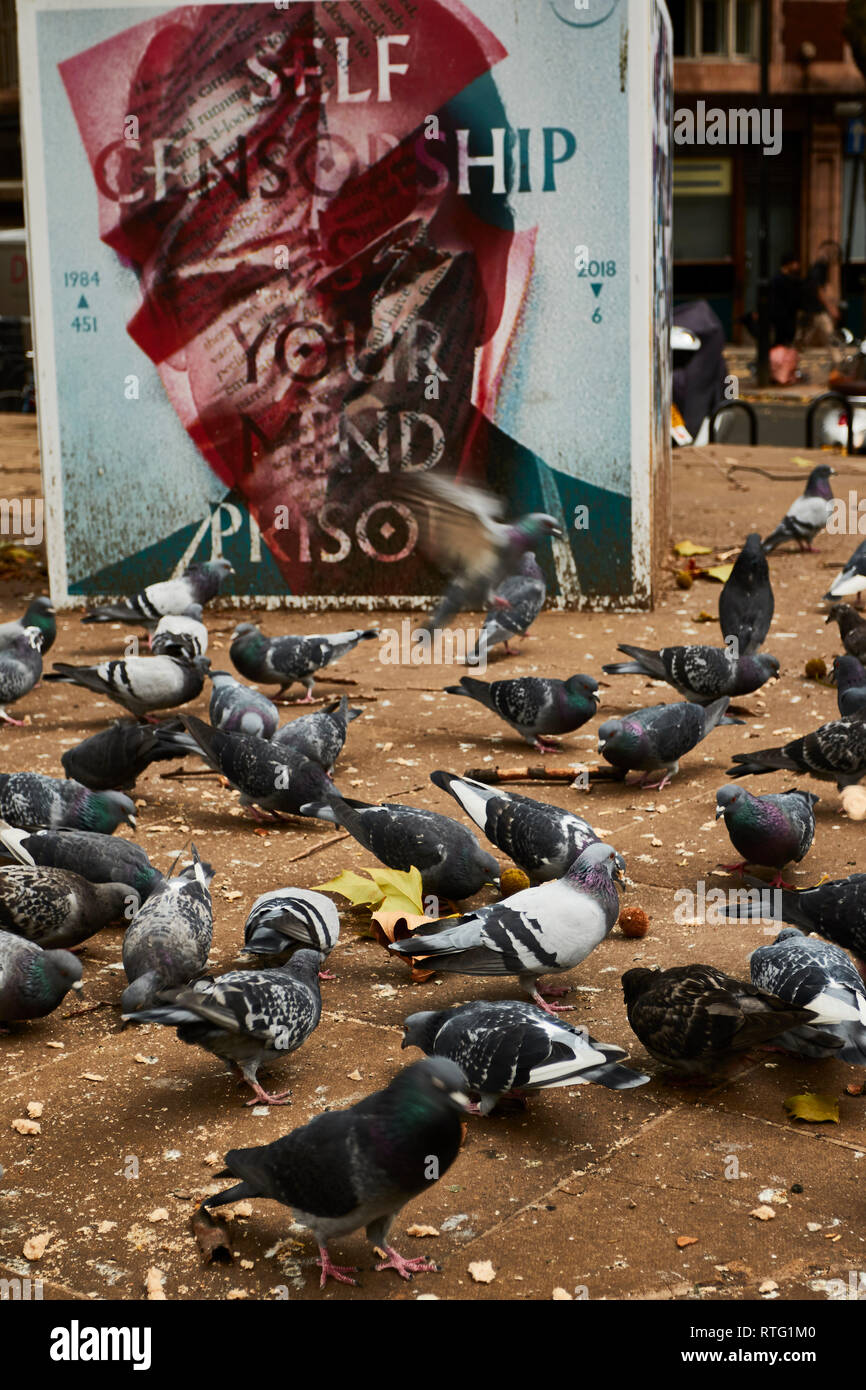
[715,784,749,819]
[192,558,234,581]
[394,1057,471,1114]
[514,514,562,547]
[566,841,625,887]
[90,791,137,833]
[39,949,84,999]
[283,948,324,982]
[753,655,780,680]
[401,1009,449,1054]
[773,927,806,943]
[565,674,600,704]
[597,717,622,750]
[621,966,658,1006]
[826,603,857,627]
[24,598,55,639]
[95,881,140,926]
[182,604,204,619]
[833,654,866,688]
[806,464,836,499]
[120,971,161,1013]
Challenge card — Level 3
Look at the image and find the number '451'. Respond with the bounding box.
[71,316,97,333]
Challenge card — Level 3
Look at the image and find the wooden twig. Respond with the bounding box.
[286,831,350,862]
[158,768,221,780]
[464,764,621,785]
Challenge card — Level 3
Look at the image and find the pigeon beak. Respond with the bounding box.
[450,1090,472,1112]
[71,980,84,994]
[714,804,725,820]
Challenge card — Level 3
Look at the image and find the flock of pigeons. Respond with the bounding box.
[2,466,866,1290]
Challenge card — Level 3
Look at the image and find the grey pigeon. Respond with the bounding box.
[121,848,214,1012]
[389,842,623,1013]
[832,654,866,717]
[445,674,599,753]
[0,597,56,655]
[825,603,866,663]
[60,719,188,791]
[203,1057,470,1286]
[622,964,831,1078]
[299,795,499,901]
[750,927,866,1063]
[0,928,83,1023]
[81,559,233,624]
[0,773,135,834]
[717,872,866,974]
[176,715,339,820]
[762,464,835,554]
[45,652,209,718]
[715,785,818,887]
[430,770,605,882]
[271,696,362,773]
[230,623,378,701]
[123,949,323,1105]
[208,670,280,738]
[727,714,866,789]
[602,645,779,704]
[464,552,546,665]
[0,824,164,901]
[824,538,866,602]
[402,1000,649,1114]
[598,696,735,789]
[718,533,774,654]
[0,627,43,726]
[243,889,340,958]
[0,865,136,949]
[151,605,208,659]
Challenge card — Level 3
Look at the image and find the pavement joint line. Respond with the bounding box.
[0,1259,91,1301]
[713,1108,866,1154]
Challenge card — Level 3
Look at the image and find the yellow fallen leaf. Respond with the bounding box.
[784,1093,840,1124]
[694,610,715,623]
[364,866,425,917]
[705,564,734,583]
[674,540,712,556]
[791,455,813,468]
[313,870,382,908]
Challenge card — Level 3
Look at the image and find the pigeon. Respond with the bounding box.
[598,697,735,790]
[45,652,209,719]
[0,597,56,655]
[727,714,866,789]
[718,872,866,974]
[243,889,340,958]
[825,603,866,663]
[718,533,774,654]
[0,865,136,949]
[621,964,831,1078]
[750,927,866,1063]
[0,773,135,834]
[0,928,83,1023]
[203,1056,470,1286]
[389,842,623,1013]
[715,785,818,887]
[430,770,606,882]
[464,553,546,665]
[271,696,362,773]
[123,949,323,1105]
[0,627,43,726]
[208,671,280,739]
[299,796,499,901]
[393,473,561,633]
[401,1000,649,1114]
[602,645,779,704]
[0,824,164,900]
[60,719,188,791]
[761,464,836,554]
[121,848,214,1012]
[444,675,600,753]
[824,538,866,602]
[230,623,378,701]
[176,715,340,819]
[832,654,866,718]
[81,559,234,624]
[151,605,208,659]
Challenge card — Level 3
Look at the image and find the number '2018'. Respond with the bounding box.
[577,261,617,278]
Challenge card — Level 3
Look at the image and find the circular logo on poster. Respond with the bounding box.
[550,0,621,27]
[356,501,419,563]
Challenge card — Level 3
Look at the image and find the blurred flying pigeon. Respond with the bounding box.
[750,927,866,1063]
[393,473,560,633]
[81,559,233,624]
[389,842,623,1013]
[299,795,499,900]
[715,785,818,887]
[622,964,831,1078]
[121,847,214,1012]
[0,773,135,834]
[598,697,734,790]
[602,644,779,704]
[832,654,866,717]
[464,553,546,665]
[45,652,209,718]
[203,1057,470,1286]
[402,1000,649,1114]
[0,824,164,900]
[0,597,56,655]
[0,627,43,726]
[825,603,866,663]
[445,674,599,753]
[60,719,188,791]
[761,464,835,554]
[0,865,135,949]
[272,696,362,773]
[124,949,323,1106]
[177,715,339,819]
[151,606,208,659]
[230,623,378,701]
[243,889,340,958]
[727,714,866,789]
[0,928,83,1024]
[824,538,866,602]
[718,871,866,973]
[430,770,606,882]
[208,670,280,739]
[718,533,774,654]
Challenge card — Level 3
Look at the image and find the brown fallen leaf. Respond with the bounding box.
[190,1205,232,1264]
[370,910,438,984]
[676,1235,698,1248]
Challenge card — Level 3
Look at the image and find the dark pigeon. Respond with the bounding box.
[0,825,164,901]
[727,714,866,789]
[271,696,362,773]
[715,785,818,887]
[230,623,378,701]
[825,603,866,663]
[0,865,136,949]
[832,653,866,717]
[45,652,209,718]
[602,644,779,704]
[464,552,546,665]
[0,627,43,726]
[0,773,135,834]
[718,533,774,654]
[208,670,280,739]
[750,927,866,1063]
[762,464,836,554]
[824,538,866,602]
[177,715,340,820]
[81,559,233,624]
[0,597,56,655]
[717,872,866,974]
[0,928,83,1024]
[121,848,214,1012]
[598,697,735,789]
[445,674,600,753]
[60,719,188,791]
[243,889,340,958]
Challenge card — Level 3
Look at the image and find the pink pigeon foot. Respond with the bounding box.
[768,871,795,889]
[243,1079,293,1106]
[0,709,27,726]
[317,1248,358,1287]
[503,642,517,656]
[534,739,561,754]
[374,1246,439,1279]
[318,968,337,980]
[719,862,748,877]
[531,990,574,1014]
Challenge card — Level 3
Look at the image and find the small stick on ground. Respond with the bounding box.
[463,764,620,785]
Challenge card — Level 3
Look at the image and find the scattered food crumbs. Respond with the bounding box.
[750,1206,776,1222]
[12,1118,40,1136]
[148,1208,170,1223]
[468,1260,496,1283]
[407,1225,439,1238]
[26,1101,43,1118]
[145,1268,167,1301]
[22,1230,53,1260]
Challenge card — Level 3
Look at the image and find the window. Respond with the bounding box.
[670,0,759,60]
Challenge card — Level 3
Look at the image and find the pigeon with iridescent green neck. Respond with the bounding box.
[0,597,56,655]
[445,674,599,753]
[715,785,818,888]
[0,773,135,834]
[598,697,735,790]
[0,927,83,1023]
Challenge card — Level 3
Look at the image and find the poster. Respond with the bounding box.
[18,0,672,609]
